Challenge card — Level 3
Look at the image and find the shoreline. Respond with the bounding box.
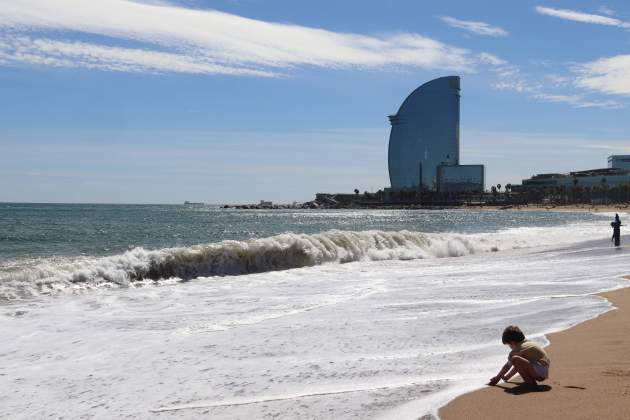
[438,278,630,420]
[222,203,630,212]
[464,203,630,213]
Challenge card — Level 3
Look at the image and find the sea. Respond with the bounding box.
[1,203,629,419]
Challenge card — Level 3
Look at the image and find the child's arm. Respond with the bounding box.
[489,363,511,385]
[502,367,517,381]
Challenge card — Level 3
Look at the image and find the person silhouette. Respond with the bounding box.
[611,213,622,247]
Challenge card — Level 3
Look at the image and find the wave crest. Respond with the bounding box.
[0,230,488,301]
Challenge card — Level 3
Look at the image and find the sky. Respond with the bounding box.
[1,0,630,204]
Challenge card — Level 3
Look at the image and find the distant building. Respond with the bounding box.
[437,164,485,193]
[520,155,630,190]
[520,173,568,188]
[387,76,484,192]
[609,155,630,171]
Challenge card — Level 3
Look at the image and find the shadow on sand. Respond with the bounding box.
[493,383,552,395]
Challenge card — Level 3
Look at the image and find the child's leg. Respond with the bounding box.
[510,356,538,385]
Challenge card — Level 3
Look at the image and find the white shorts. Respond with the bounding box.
[532,361,549,380]
[507,359,549,380]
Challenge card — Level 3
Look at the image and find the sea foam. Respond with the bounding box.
[0,220,611,301]
[2,218,629,419]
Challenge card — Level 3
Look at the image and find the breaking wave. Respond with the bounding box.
[1,230,497,301]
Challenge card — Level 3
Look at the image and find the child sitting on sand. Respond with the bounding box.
[489,325,550,386]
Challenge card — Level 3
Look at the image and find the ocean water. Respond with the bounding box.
[1,204,628,419]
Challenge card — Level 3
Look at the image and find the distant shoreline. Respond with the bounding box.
[222,203,630,212]
[3,202,630,213]
[464,203,630,213]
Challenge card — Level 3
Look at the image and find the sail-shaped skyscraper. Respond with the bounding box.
[388,76,484,192]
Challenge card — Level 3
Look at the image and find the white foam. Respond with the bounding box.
[0,218,615,301]
[2,228,629,419]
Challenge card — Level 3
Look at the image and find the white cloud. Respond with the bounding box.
[532,93,580,104]
[534,5,630,28]
[575,55,630,96]
[439,16,508,37]
[544,74,570,87]
[487,56,623,109]
[533,92,622,109]
[0,36,275,76]
[0,0,474,76]
[477,52,507,66]
[492,80,534,94]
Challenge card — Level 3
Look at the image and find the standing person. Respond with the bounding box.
[611,213,622,247]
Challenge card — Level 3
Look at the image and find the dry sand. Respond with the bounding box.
[439,282,630,420]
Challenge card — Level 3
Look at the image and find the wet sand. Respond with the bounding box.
[439,282,630,420]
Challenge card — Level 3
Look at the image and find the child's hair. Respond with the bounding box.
[502,325,525,344]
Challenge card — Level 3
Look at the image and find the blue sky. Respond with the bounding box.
[1,0,630,203]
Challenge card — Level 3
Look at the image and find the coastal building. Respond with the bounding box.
[387,76,484,192]
[608,155,630,171]
[437,164,485,193]
[520,155,630,190]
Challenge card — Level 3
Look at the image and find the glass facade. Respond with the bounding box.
[608,155,630,171]
[437,164,485,192]
[388,76,460,190]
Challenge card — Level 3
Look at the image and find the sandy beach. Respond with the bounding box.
[439,280,630,420]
